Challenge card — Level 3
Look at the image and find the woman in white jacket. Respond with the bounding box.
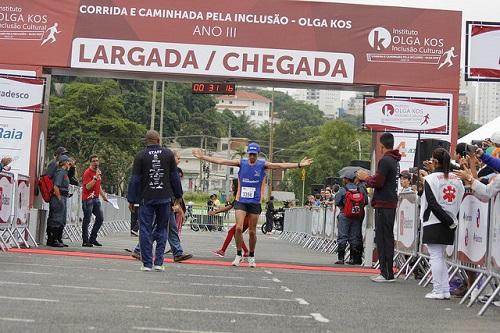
[421,148,465,300]
[455,167,500,200]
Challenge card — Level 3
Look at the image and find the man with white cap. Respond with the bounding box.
[193,142,313,268]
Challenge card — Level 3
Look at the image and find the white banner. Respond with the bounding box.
[491,193,500,271]
[71,38,355,83]
[15,175,30,227]
[0,109,33,176]
[466,22,500,81]
[457,194,489,265]
[364,97,449,134]
[0,75,44,112]
[0,172,14,227]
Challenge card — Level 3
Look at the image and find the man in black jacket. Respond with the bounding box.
[357,132,401,282]
[127,130,183,271]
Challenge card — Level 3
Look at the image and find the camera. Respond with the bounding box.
[408,167,418,174]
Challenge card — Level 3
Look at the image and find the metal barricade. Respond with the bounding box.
[0,172,16,250]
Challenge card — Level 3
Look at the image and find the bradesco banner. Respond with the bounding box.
[491,193,500,271]
[0,0,461,89]
[364,97,449,134]
[466,22,500,81]
[0,75,44,112]
[396,192,418,253]
[457,194,489,265]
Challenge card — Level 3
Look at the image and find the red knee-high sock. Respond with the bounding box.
[221,224,237,252]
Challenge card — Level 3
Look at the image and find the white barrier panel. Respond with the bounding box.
[15,174,30,227]
[0,172,14,227]
[324,207,335,239]
[457,194,489,266]
[396,192,418,255]
[490,192,500,274]
[66,185,81,226]
[311,208,322,236]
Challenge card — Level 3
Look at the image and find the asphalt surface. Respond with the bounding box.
[0,229,498,332]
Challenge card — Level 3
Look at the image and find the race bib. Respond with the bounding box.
[241,186,256,199]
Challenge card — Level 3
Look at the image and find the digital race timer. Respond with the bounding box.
[191,82,236,95]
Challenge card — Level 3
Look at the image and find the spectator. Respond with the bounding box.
[127,130,184,271]
[304,195,315,207]
[46,146,68,177]
[455,164,500,200]
[421,148,465,300]
[334,169,368,265]
[323,190,335,207]
[0,156,13,172]
[399,171,415,194]
[332,184,340,196]
[357,132,401,283]
[67,157,79,186]
[46,155,71,247]
[81,154,109,247]
[314,194,322,207]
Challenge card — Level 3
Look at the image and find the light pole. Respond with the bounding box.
[268,87,275,200]
[352,140,362,160]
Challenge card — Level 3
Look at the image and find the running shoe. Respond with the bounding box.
[232,255,243,267]
[140,266,152,272]
[425,291,445,300]
[153,265,166,272]
[131,251,141,260]
[442,292,451,300]
[248,257,256,268]
[370,275,395,283]
[213,249,225,257]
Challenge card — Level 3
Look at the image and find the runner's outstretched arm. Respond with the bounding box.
[265,157,313,170]
[192,148,240,167]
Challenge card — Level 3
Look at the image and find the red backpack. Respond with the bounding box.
[343,187,365,219]
[38,175,54,202]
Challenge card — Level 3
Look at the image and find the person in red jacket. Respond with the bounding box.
[357,133,401,283]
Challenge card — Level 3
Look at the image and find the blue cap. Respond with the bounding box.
[247,143,260,154]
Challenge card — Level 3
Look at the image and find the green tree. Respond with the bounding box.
[458,117,481,138]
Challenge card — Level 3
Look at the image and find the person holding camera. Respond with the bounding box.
[421,148,465,300]
[81,154,109,247]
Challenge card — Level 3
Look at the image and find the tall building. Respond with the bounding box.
[292,89,342,119]
[475,82,500,125]
[459,69,477,123]
[216,91,271,126]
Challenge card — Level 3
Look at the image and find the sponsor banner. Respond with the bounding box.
[364,97,449,134]
[457,194,488,266]
[0,172,14,226]
[0,108,33,176]
[491,193,500,271]
[0,0,461,89]
[0,75,44,112]
[71,38,354,83]
[396,192,418,254]
[15,174,29,226]
[465,22,500,81]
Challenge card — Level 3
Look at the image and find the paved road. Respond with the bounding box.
[0,229,498,332]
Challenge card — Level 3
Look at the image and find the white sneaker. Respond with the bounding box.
[232,255,243,267]
[248,257,256,268]
[140,266,152,272]
[370,275,394,283]
[425,291,445,300]
[153,265,165,272]
[442,292,451,300]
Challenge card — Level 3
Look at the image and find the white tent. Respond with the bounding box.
[458,116,500,143]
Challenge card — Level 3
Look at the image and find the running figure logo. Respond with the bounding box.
[420,114,430,125]
[41,23,61,45]
[438,47,457,69]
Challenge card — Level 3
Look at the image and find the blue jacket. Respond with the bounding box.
[481,154,500,172]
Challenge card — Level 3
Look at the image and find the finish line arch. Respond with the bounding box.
[0,0,461,204]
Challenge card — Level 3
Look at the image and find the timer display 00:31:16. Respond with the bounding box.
[191,83,236,95]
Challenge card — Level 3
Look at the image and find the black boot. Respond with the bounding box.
[354,246,363,265]
[46,227,55,246]
[347,249,357,265]
[335,248,345,265]
[56,227,68,247]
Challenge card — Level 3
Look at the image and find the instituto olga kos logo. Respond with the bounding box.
[381,104,395,116]
[368,27,391,50]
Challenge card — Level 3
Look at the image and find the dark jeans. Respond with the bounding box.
[375,208,396,280]
[336,214,363,252]
[265,214,273,232]
[82,199,104,243]
[47,196,67,229]
[139,202,170,268]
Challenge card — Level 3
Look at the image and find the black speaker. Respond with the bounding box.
[413,139,450,169]
[350,160,371,170]
[311,184,324,195]
[324,177,342,187]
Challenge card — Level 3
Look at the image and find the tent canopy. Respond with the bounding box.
[458,116,500,143]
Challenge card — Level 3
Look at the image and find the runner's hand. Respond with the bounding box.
[192,149,204,159]
[299,157,313,167]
